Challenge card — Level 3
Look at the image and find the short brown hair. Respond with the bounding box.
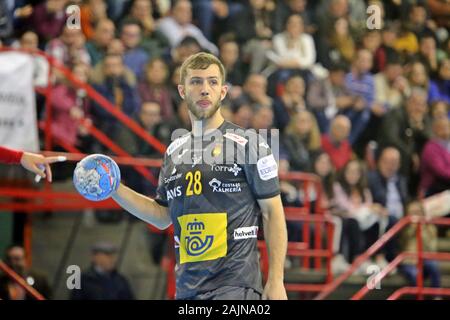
[179,52,226,85]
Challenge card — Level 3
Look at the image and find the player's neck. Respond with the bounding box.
[190,111,224,137]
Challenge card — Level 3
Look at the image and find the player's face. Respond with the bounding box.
[178,64,228,120]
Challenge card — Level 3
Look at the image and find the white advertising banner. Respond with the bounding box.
[0,52,39,152]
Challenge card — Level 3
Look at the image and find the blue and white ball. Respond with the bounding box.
[73,154,121,201]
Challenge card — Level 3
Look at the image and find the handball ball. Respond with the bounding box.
[73,154,121,201]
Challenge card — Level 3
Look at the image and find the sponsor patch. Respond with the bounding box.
[224,132,248,147]
[257,154,278,181]
[167,135,190,156]
[233,226,259,240]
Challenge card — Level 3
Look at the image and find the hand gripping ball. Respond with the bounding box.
[73,154,121,201]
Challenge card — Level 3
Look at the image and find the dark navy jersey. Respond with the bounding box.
[155,120,280,299]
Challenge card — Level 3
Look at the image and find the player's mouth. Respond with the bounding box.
[197,100,212,109]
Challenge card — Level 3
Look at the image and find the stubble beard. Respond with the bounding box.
[186,96,221,120]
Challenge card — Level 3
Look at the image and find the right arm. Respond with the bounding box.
[112,184,171,230]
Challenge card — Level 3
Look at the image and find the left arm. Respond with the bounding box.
[258,195,288,300]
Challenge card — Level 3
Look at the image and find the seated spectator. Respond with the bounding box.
[251,105,274,132]
[374,55,410,111]
[71,242,135,300]
[416,34,447,79]
[80,0,108,41]
[138,58,174,121]
[398,201,441,290]
[85,19,116,66]
[361,30,382,72]
[219,37,246,88]
[406,61,430,92]
[321,115,352,171]
[156,0,218,55]
[51,63,91,148]
[29,0,68,47]
[120,20,150,80]
[163,36,202,71]
[327,17,355,66]
[373,23,399,73]
[333,160,388,265]
[307,63,353,133]
[430,100,449,120]
[120,0,169,57]
[427,0,450,28]
[90,54,141,146]
[273,75,307,132]
[233,104,254,129]
[46,26,91,68]
[231,0,274,73]
[0,245,52,300]
[273,0,314,34]
[420,117,450,196]
[233,73,273,112]
[344,48,380,145]
[282,110,321,172]
[428,58,450,105]
[15,31,49,87]
[378,87,432,196]
[406,4,436,39]
[168,100,191,131]
[267,14,316,73]
[393,23,419,58]
[368,147,408,261]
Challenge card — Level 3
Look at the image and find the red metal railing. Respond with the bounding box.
[0,260,45,300]
[388,287,450,300]
[316,216,450,300]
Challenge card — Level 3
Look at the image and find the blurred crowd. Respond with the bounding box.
[0,0,449,299]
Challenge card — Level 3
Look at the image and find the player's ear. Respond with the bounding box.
[220,84,228,101]
[177,84,185,100]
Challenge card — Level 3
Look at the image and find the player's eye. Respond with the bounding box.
[190,79,202,85]
[209,79,218,86]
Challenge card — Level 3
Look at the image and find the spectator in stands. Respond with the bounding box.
[273,74,307,132]
[428,58,450,105]
[273,0,314,34]
[327,17,355,66]
[231,0,274,73]
[71,242,135,300]
[51,63,91,148]
[416,34,444,79]
[233,104,254,129]
[282,110,321,172]
[333,160,388,265]
[120,20,150,79]
[138,58,174,121]
[251,105,274,132]
[46,26,91,68]
[163,36,202,70]
[407,4,436,39]
[368,146,408,262]
[16,31,49,87]
[307,63,353,134]
[268,14,316,74]
[407,61,430,92]
[121,0,169,57]
[80,0,108,41]
[393,23,419,58]
[374,55,410,111]
[233,73,273,112]
[398,201,441,290]
[169,100,191,131]
[430,100,449,120]
[156,0,218,55]
[0,245,52,300]
[85,19,116,66]
[219,37,246,88]
[427,0,450,29]
[420,117,450,196]
[90,54,141,145]
[321,115,352,171]
[191,0,244,42]
[29,0,68,46]
[344,48,379,145]
[378,87,432,196]
[373,22,399,73]
[361,30,382,73]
